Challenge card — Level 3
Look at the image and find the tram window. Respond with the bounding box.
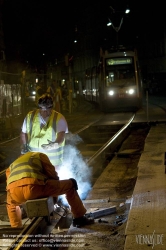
[109,72,114,81]
[106,72,114,86]
[105,61,136,86]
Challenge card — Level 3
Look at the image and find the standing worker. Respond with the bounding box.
[20,93,68,171]
[47,81,62,112]
[35,81,45,105]
[46,81,55,99]
[6,151,94,228]
[54,84,62,113]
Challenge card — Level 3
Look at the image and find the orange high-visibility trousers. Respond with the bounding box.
[7,179,86,227]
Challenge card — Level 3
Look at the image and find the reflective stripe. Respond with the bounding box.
[28,146,63,154]
[28,145,65,166]
[7,152,46,185]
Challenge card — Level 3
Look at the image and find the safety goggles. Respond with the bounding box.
[39,106,53,110]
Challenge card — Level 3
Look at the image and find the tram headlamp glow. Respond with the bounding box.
[108,90,114,96]
[128,88,135,95]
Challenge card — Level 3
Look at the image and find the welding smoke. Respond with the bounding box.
[57,135,92,205]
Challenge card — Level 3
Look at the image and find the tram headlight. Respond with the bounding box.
[108,90,114,96]
[127,88,135,95]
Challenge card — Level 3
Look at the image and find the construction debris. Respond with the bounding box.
[86,206,116,219]
[98,219,108,223]
[83,197,126,204]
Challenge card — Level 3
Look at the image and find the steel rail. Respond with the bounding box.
[87,114,135,165]
[9,217,46,250]
[0,136,20,145]
[73,117,104,135]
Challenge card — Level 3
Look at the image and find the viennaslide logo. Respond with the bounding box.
[136,230,164,249]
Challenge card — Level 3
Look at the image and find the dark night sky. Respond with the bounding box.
[2,0,77,63]
[1,0,166,66]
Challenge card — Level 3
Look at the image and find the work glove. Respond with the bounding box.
[41,139,59,150]
[70,178,78,190]
[21,144,29,154]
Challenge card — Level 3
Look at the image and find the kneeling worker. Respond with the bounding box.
[6,152,94,228]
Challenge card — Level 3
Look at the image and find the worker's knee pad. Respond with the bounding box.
[69,178,78,190]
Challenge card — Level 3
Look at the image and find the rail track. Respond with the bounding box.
[0,110,152,250]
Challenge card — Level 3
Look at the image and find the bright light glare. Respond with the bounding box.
[32,91,36,95]
[107,22,112,26]
[125,8,130,14]
[108,90,114,96]
[128,88,134,94]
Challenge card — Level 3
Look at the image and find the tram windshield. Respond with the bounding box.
[105,57,136,87]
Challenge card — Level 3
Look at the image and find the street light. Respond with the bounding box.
[106,5,130,49]
[107,19,112,27]
[107,6,130,32]
[125,7,130,14]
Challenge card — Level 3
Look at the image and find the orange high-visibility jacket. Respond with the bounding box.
[6,152,59,190]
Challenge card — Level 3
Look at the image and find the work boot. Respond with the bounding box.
[73,216,94,227]
[21,206,27,219]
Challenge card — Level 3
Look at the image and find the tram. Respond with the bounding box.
[84,49,143,112]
